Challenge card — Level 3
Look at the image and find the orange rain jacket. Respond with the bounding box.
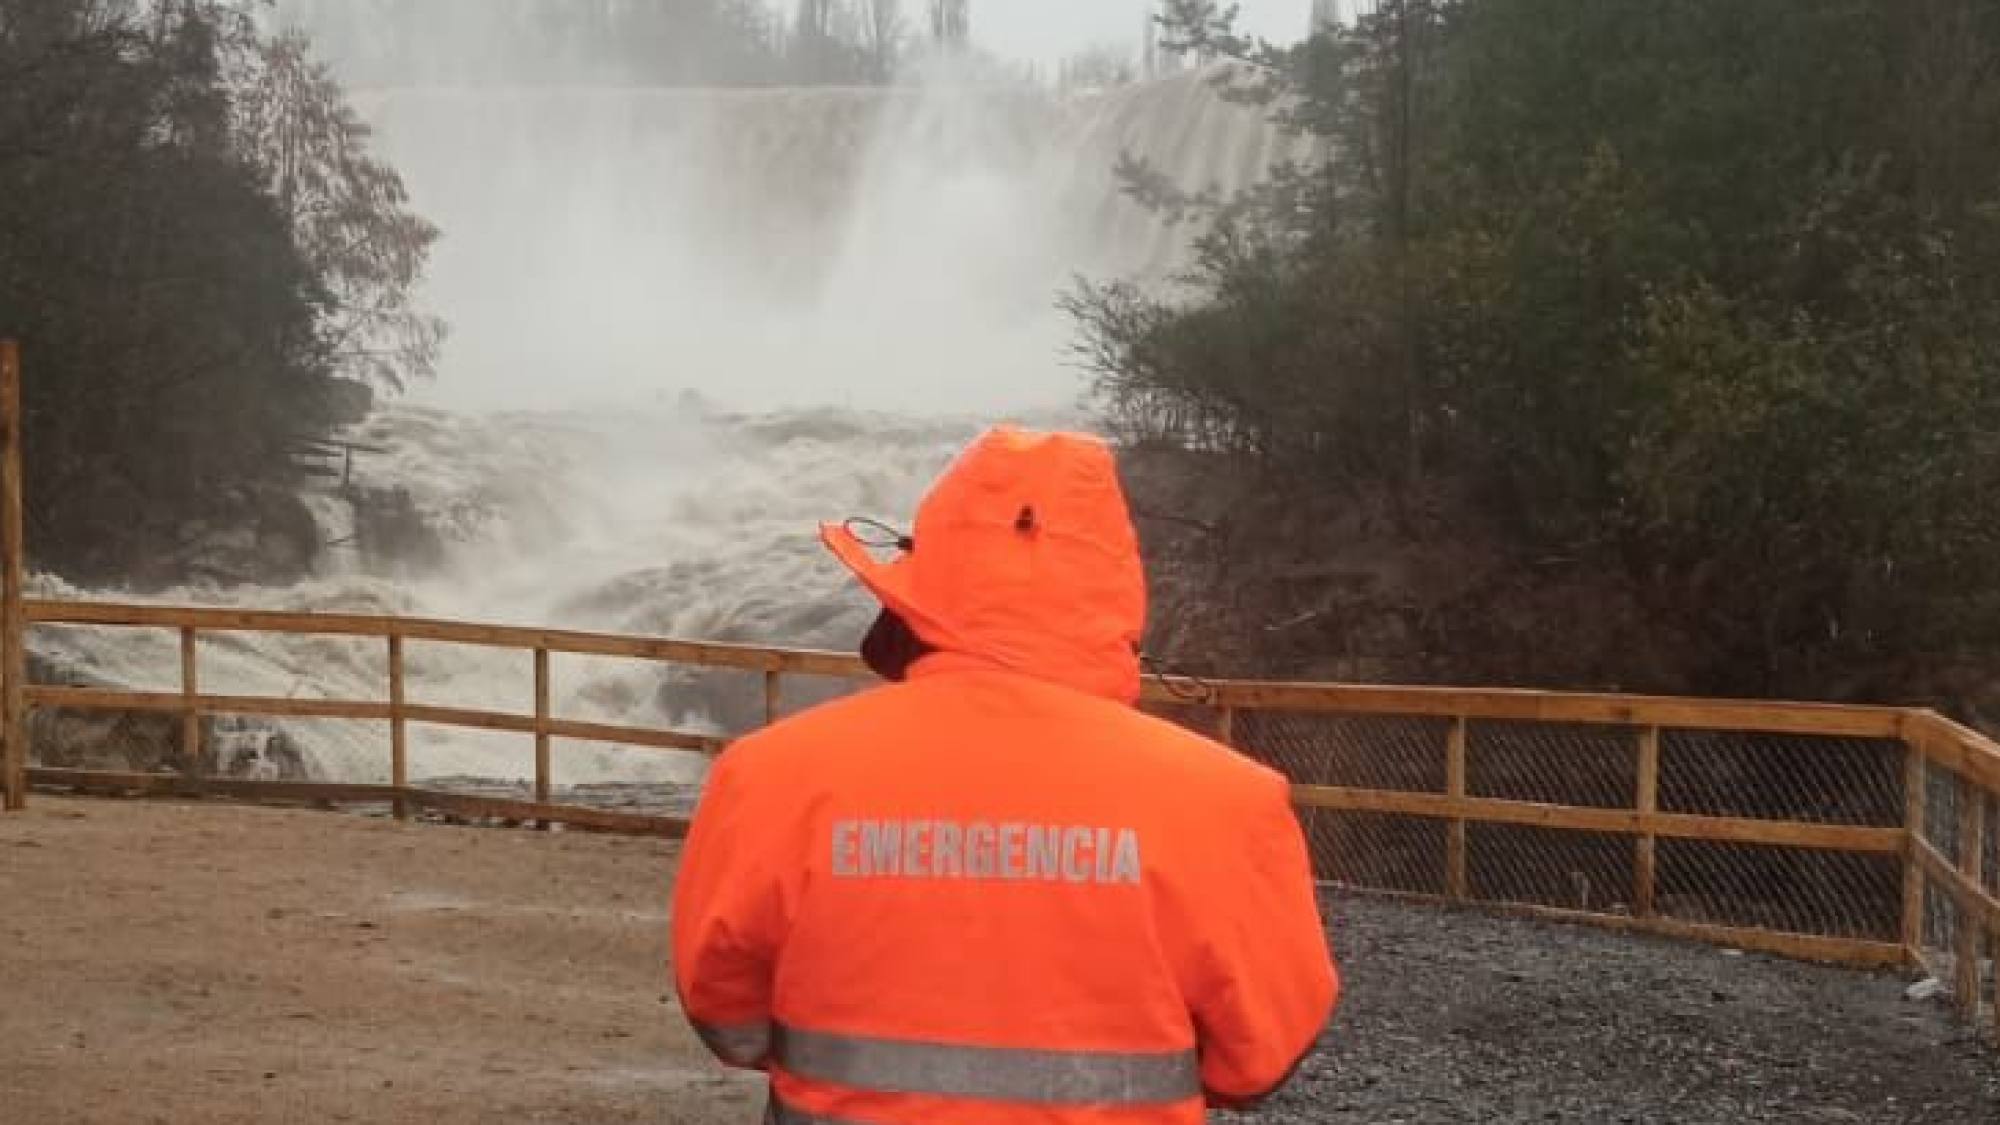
[671,426,1338,1124]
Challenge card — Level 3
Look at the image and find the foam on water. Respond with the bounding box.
[36,66,1319,785]
[37,402,987,786]
[352,62,1320,415]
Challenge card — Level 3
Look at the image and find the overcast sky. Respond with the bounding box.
[975,1,1331,72]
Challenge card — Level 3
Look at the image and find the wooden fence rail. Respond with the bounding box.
[14,594,2000,1022]
[21,599,786,834]
[1,341,1996,1042]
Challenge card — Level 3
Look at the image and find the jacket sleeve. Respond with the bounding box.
[670,745,790,1071]
[1186,770,1339,1110]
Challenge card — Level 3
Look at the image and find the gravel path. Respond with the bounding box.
[3,797,1994,1123]
[1240,896,2000,1123]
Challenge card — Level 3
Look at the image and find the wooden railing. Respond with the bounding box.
[1,345,1990,1037]
[20,599,872,835]
[9,598,2000,1042]
[1903,711,2000,1025]
[1172,683,1912,962]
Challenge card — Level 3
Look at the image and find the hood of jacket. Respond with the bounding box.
[821,424,1147,704]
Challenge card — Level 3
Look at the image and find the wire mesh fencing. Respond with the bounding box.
[1145,699,1916,956]
[1659,730,1904,826]
[1468,721,1634,809]
[1908,743,1997,1032]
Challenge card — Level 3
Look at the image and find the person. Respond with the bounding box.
[670,424,1339,1124]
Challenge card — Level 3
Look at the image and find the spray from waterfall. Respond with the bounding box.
[41,58,1323,787]
[349,61,1320,415]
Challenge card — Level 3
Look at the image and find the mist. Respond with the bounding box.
[980,0,1317,70]
[272,2,1321,416]
[27,1,1328,786]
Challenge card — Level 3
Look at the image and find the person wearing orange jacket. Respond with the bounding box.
[670,424,1338,1124]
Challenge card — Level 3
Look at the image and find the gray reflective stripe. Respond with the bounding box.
[765,1098,873,1125]
[775,1024,1200,1106]
[692,1019,772,1067]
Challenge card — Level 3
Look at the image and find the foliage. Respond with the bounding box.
[274,0,924,88]
[0,0,439,582]
[234,30,444,393]
[926,0,967,48]
[1071,0,2000,698]
[1058,45,1138,93]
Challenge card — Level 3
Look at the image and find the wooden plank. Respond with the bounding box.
[27,686,185,713]
[1446,717,1467,900]
[401,702,535,736]
[1344,885,1911,969]
[534,648,551,821]
[1175,679,1905,738]
[29,767,397,805]
[1957,780,1987,1017]
[1636,725,1660,918]
[542,717,725,755]
[24,599,872,679]
[18,597,1923,740]
[1292,785,1906,853]
[1638,809,1905,853]
[389,635,407,821]
[1911,834,2000,934]
[404,789,689,838]
[27,684,727,755]
[180,626,202,777]
[1,341,23,813]
[28,685,395,721]
[1903,710,2000,794]
[1904,743,1928,951]
[28,770,686,839]
[405,705,727,754]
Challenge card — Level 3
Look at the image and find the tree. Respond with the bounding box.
[276,0,804,88]
[234,30,445,393]
[1071,0,2000,701]
[858,0,902,82]
[927,0,966,48]
[1060,44,1136,91]
[0,1,444,583]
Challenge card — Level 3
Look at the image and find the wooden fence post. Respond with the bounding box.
[534,647,551,826]
[1636,726,1661,918]
[1903,741,1929,955]
[1447,716,1468,900]
[1990,794,1999,1044]
[1956,778,1985,1018]
[179,626,201,778]
[388,634,407,820]
[1,341,25,812]
[763,669,781,727]
[1216,705,1235,748]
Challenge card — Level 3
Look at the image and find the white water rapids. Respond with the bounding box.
[35,65,1319,788]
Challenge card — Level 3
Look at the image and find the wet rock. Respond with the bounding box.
[26,651,307,778]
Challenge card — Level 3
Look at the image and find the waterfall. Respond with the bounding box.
[39,66,1321,787]
[349,64,1323,415]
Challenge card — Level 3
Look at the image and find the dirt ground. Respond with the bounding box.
[4,797,1997,1124]
[0,797,757,1124]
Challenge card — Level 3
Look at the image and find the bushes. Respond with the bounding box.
[0,2,437,583]
[1075,0,2000,700]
